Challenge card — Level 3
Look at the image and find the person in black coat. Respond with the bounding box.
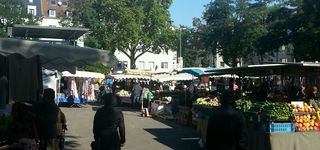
[37,88,59,150]
[206,90,248,150]
[93,93,126,150]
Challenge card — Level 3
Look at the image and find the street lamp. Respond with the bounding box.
[178,27,186,68]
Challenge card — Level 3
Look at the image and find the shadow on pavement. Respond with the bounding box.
[144,118,202,150]
[64,135,81,150]
[144,128,201,150]
[87,101,103,106]
[91,105,142,112]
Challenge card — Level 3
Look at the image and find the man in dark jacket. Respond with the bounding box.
[206,90,248,150]
[38,88,59,150]
[93,93,126,150]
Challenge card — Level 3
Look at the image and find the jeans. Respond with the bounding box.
[133,95,140,107]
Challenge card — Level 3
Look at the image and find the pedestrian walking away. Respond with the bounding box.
[206,90,248,150]
[92,93,126,150]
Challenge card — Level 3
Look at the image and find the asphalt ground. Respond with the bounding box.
[61,104,202,150]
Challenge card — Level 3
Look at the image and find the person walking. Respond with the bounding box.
[206,90,248,150]
[56,108,67,150]
[132,81,142,107]
[93,93,126,150]
[37,88,59,150]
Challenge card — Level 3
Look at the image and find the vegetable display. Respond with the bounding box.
[194,97,220,107]
[263,103,293,121]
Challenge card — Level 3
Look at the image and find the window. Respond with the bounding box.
[281,58,287,63]
[29,0,33,3]
[220,62,225,67]
[161,62,168,69]
[138,61,145,69]
[62,0,68,6]
[49,9,56,17]
[29,9,35,16]
[65,11,71,17]
[27,5,36,16]
[149,61,155,69]
[50,0,56,5]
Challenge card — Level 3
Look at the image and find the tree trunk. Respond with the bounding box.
[130,57,136,69]
[129,55,136,69]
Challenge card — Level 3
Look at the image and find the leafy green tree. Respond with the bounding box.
[204,0,251,67]
[178,18,209,68]
[0,0,40,37]
[286,0,320,61]
[203,0,287,66]
[62,0,176,69]
[78,55,118,74]
[264,0,320,61]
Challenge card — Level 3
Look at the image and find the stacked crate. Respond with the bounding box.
[177,106,191,125]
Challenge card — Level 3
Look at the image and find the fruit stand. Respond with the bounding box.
[202,63,320,150]
[192,97,220,145]
[116,90,131,104]
[234,98,320,150]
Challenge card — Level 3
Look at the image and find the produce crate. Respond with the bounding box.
[267,122,296,133]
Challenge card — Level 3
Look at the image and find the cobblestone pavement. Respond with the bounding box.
[61,105,202,150]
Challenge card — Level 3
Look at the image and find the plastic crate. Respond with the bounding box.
[267,122,296,133]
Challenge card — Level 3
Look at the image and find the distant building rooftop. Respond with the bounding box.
[8,24,89,40]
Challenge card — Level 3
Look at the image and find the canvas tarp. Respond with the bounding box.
[113,74,151,80]
[0,38,111,73]
[157,73,194,82]
[62,70,105,79]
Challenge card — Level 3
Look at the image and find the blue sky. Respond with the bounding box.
[169,0,212,27]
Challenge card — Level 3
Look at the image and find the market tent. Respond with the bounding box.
[179,67,222,76]
[158,73,194,82]
[125,70,167,75]
[179,68,206,76]
[62,70,105,78]
[205,63,320,77]
[113,74,151,80]
[0,38,111,73]
[151,73,172,81]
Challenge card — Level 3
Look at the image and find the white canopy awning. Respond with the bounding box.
[0,38,111,73]
[157,73,194,82]
[113,74,151,80]
[62,70,105,78]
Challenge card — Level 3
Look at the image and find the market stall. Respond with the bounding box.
[0,38,111,149]
[59,70,105,104]
[200,63,320,150]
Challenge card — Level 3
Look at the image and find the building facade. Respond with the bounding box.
[212,46,294,68]
[41,0,69,18]
[115,50,178,72]
[22,0,42,17]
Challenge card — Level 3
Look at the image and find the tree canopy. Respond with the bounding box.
[0,0,40,37]
[202,0,320,66]
[62,0,177,69]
